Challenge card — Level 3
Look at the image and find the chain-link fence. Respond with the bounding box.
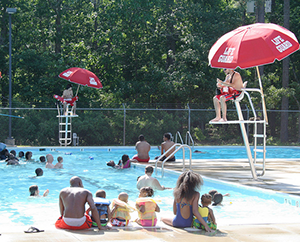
[0,103,299,146]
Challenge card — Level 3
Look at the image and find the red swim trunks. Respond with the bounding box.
[215,87,241,102]
[55,215,93,230]
[132,155,150,163]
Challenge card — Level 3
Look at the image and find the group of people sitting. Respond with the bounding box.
[54,168,229,232]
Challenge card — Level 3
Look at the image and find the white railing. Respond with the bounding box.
[155,143,192,177]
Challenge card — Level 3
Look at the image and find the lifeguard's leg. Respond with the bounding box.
[63,103,67,116]
[72,102,76,115]
[220,96,227,121]
[210,96,222,122]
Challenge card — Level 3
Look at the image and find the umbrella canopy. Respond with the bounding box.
[208,23,300,69]
[59,67,103,89]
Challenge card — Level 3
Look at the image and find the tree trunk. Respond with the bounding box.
[166,0,175,69]
[280,0,290,143]
[55,6,62,54]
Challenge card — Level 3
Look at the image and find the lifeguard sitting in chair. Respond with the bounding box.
[54,84,78,116]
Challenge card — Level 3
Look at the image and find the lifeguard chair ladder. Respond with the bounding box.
[209,83,267,180]
[56,103,78,146]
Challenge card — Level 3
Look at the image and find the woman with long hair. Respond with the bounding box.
[161,170,211,232]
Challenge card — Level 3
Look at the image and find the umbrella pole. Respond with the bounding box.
[75,85,80,96]
[256,66,268,123]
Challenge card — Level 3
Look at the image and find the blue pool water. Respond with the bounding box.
[0,146,300,229]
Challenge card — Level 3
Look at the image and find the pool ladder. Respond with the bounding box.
[209,85,267,179]
[175,131,195,150]
[56,102,78,146]
[155,143,192,178]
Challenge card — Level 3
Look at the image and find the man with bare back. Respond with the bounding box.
[132,134,151,162]
[55,176,102,230]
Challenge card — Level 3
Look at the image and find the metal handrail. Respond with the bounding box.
[155,143,192,177]
[175,131,184,144]
[185,131,194,149]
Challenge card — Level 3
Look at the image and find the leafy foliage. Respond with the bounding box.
[0,0,300,145]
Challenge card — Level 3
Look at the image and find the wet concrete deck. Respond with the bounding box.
[2,157,300,242]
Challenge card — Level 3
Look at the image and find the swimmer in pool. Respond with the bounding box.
[29,168,44,178]
[45,154,55,168]
[35,168,43,176]
[25,151,35,162]
[6,154,19,165]
[54,156,64,168]
[194,150,206,153]
[39,156,46,162]
[29,185,49,197]
[209,190,230,206]
[137,165,172,191]
[18,151,25,159]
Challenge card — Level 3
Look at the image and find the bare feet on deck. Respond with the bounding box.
[210,118,227,122]
[210,118,221,122]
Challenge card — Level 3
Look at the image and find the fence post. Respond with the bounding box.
[187,103,191,146]
[122,103,126,146]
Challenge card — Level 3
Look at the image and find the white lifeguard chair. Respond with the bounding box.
[209,81,267,180]
[56,100,78,146]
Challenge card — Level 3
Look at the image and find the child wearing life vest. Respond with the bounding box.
[86,190,111,227]
[193,193,217,230]
[111,192,133,226]
[135,186,160,227]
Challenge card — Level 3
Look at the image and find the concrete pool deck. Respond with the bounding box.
[2,157,300,242]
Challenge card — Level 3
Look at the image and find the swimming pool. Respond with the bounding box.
[1,146,300,230]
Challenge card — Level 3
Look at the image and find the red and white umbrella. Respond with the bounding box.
[208,23,299,69]
[59,67,102,95]
[208,23,300,122]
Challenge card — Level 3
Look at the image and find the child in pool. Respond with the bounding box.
[135,187,160,227]
[86,190,111,227]
[110,192,133,226]
[193,193,217,230]
[39,156,46,162]
[54,156,64,168]
[29,185,49,197]
[119,154,131,169]
[209,190,230,206]
[25,151,35,162]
